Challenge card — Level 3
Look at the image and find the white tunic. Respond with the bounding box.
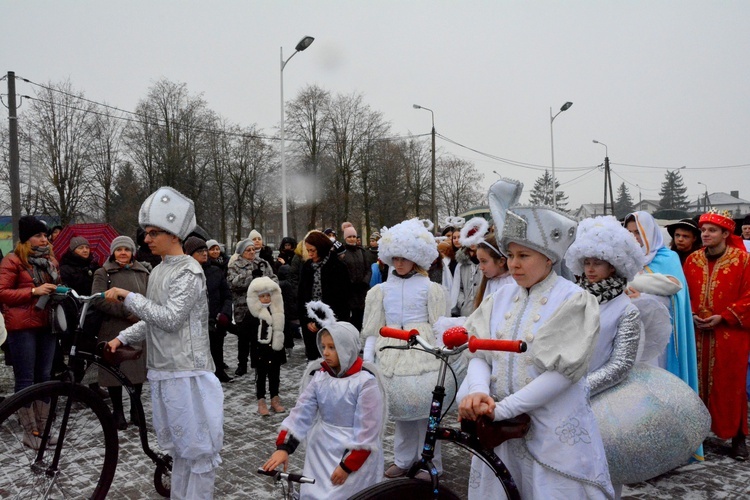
[463,271,614,499]
[362,274,449,420]
[281,368,384,499]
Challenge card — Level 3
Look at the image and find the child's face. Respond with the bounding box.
[583,258,616,283]
[476,247,507,279]
[391,256,415,276]
[320,332,340,372]
[259,293,272,304]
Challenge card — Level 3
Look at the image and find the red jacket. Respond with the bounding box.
[0,253,59,332]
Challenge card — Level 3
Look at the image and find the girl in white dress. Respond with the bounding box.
[459,179,614,499]
[473,232,515,309]
[263,311,385,499]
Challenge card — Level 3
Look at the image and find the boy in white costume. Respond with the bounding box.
[361,218,450,478]
[106,186,224,499]
[263,305,385,499]
[459,178,614,499]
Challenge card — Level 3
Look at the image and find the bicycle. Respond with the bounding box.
[0,286,172,499]
[256,467,315,500]
[349,326,529,500]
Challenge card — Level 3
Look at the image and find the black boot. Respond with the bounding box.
[234,364,247,377]
[216,370,234,383]
[731,432,748,461]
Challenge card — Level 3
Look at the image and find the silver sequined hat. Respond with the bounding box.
[488,178,577,264]
[138,186,197,241]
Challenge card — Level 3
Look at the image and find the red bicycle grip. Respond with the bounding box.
[379,327,418,341]
[468,337,527,353]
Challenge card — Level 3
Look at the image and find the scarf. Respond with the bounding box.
[576,274,627,304]
[311,254,330,301]
[392,269,418,279]
[28,246,59,284]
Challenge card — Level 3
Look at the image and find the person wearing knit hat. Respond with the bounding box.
[341,225,370,330]
[206,239,220,254]
[109,235,136,256]
[92,234,149,430]
[361,217,449,479]
[248,229,275,269]
[0,214,60,430]
[105,187,223,496]
[684,210,750,460]
[459,178,613,499]
[183,236,208,258]
[19,215,48,244]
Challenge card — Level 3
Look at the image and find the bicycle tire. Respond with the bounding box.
[349,478,461,499]
[0,381,119,499]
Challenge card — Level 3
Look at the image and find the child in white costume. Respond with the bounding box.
[459,178,614,499]
[263,305,385,499]
[106,187,224,500]
[362,218,450,477]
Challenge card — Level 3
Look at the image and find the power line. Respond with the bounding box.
[612,161,750,170]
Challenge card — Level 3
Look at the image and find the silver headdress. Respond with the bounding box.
[488,177,577,264]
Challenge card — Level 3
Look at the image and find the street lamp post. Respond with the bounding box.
[280,36,314,238]
[413,104,436,229]
[593,140,614,215]
[698,181,709,212]
[549,101,573,209]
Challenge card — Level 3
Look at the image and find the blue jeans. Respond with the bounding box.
[6,328,56,393]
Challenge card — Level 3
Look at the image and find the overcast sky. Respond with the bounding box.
[3,1,749,212]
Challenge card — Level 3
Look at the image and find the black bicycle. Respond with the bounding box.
[0,286,172,499]
[349,326,529,500]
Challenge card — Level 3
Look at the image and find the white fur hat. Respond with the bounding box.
[377,218,438,269]
[564,216,646,281]
[139,186,196,241]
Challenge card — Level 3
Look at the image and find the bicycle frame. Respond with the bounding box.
[380,329,524,500]
[51,287,171,472]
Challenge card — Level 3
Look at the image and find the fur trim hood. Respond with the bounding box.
[564,216,646,281]
[377,218,438,269]
[246,276,285,350]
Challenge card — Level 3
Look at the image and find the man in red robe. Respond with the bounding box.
[684,210,750,460]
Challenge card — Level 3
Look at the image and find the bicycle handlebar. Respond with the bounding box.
[379,326,527,354]
[468,337,526,353]
[256,468,315,484]
[54,286,104,302]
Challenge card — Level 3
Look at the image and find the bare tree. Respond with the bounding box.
[25,80,96,225]
[89,108,125,223]
[402,138,432,220]
[286,84,331,231]
[436,155,485,217]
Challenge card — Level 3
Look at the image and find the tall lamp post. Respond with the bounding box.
[698,181,709,212]
[413,104,436,229]
[280,36,314,238]
[593,140,614,215]
[549,101,573,209]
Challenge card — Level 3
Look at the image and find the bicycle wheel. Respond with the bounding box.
[349,478,461,499]
[0,381,119,499]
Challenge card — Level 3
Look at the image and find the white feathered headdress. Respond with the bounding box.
[564,216,646,281]
[458,217,489,247]
[377,218,439,269]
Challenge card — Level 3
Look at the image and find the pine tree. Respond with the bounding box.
[614,183,635,219]
[528,170,569,210]
[658,170,689,209]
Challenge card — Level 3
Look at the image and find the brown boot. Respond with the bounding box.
[270,396,285,413]
[18,406,41,450]
[258,399,270,416]
[33,400,57,445]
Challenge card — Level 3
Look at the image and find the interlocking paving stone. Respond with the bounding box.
[2,336,749,498]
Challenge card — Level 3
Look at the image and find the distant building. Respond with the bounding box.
[688,191,750,216]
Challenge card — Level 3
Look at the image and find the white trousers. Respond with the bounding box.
[171,456,217,500]
[393,418,442,472]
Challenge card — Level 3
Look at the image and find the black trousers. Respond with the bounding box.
[236,318,252,367]
[302,326,320,361]
[208,321,226,372]
[255,360,280,400]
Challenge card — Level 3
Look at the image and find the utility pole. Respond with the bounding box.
[603,155,614,215]
[430,122,436,229]
[7,71,21,245]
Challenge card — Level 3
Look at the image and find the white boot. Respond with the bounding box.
[33,400,57,445]
[18,406,41,450]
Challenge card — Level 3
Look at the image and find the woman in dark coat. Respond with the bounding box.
[59,236,100,295]
[92,236,149,430]
[297,230,351,360]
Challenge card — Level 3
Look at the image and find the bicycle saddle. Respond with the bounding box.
[461,413,531,450]
[99,342,143,365]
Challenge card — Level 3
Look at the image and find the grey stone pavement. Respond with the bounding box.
[2,335,750,499]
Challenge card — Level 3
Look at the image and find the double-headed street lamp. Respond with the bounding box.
[280,36,314,238]
[698,181,709,212]
[413,104,436,229]
[549,101,573,209]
